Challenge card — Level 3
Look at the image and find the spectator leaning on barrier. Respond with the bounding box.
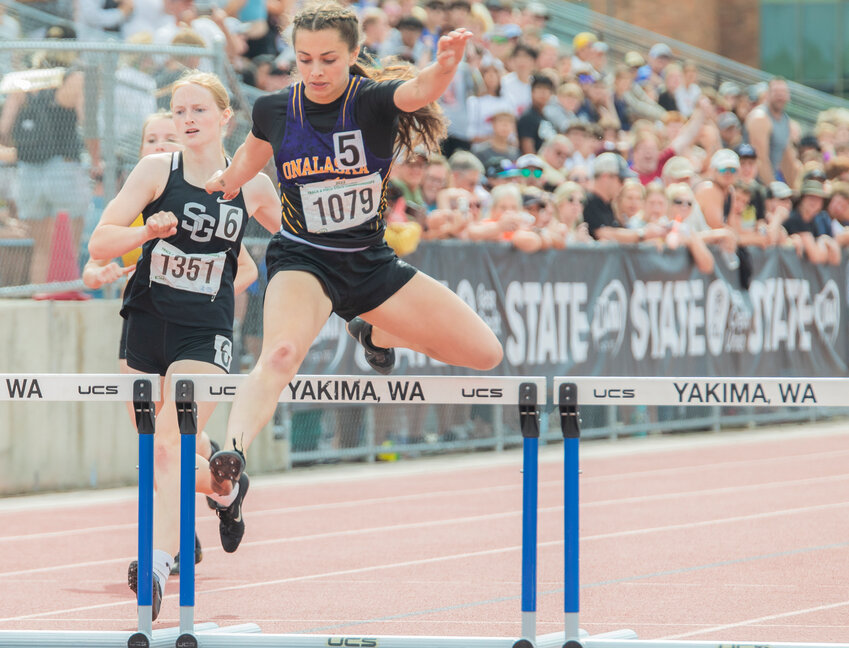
[584,152,646,243]
[0,25,99,285]
[695,148,740,229]
[736,143,766,222]
[783,180,839,264]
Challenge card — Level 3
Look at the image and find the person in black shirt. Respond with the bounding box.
[88,72,280,620]
[201,2,503,532]
[584,152,648,244]
[516,74,555,154]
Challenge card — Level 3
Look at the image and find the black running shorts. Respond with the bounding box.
[265,233,417,322]
[124,308,234,376]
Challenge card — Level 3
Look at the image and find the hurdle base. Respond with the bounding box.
[0,622,219,648]
[181,632,569,647]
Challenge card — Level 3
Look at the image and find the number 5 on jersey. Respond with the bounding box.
[334,130,366,170]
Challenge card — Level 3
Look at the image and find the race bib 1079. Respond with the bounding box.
[300,172,383,234]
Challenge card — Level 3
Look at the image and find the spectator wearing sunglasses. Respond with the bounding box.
[516,153,547,188]
[695,148,740,229]
[664,183,716,274]
[552,181,592,245]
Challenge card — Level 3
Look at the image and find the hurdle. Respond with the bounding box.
[168,373,578,648]
[0,373,263,648]
[554,376,847,648]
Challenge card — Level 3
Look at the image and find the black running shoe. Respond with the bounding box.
[170,532,203,575]
[209,442,246,494]
[215,472,250,553]
[128,560,162,621]
[205,439,221,511]
[346,317,395,375]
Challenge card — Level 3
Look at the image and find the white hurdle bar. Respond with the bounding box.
[554,376,847,648]
[169,374,573,648]
[0,374,163,647]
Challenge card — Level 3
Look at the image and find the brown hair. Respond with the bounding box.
[291,1,447,154]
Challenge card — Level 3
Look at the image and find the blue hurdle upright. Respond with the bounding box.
[167,373,572,648]
[554,376,848,648]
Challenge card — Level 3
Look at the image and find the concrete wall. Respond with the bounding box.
[0,299,288,495]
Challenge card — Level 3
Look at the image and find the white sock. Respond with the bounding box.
[207,482,239,508]
[152,549,173,588]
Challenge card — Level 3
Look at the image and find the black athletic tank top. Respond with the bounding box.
[121,152,248,330]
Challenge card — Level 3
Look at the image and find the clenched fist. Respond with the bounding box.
[145,211,178,240]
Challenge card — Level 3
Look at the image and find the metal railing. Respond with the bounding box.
[546,1,849,128]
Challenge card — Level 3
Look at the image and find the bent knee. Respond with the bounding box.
[260,340,304,380]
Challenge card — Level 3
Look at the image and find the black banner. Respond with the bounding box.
[298,242,849,378]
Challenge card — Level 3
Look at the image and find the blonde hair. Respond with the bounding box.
[665,181,694,202]
[139,110,174,156]
[553,180,583,206]
[171,70,231,113]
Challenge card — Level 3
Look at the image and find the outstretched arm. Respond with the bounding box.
[206,133,273,200]
[394,29,472,113]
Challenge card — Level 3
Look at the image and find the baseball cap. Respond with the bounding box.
[799,134,821,151]
[516,153,545,169]
[572,32,597,51]
[593,152,636,179]
[526,1,548,17]
[768,181,793,200]
[489,23,522,40]
[709,148,740,171]
[592,41,609,53]
[45,24,77,39]
[649,42,673,59]
[735,143,756,159]
[718,81,742,97]
[624,51,646,68]
[662,156,695,181]
[717,112,741,131]
[485,156,521,179]
[799,179,828,199]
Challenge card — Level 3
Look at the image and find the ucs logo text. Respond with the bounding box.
[326,639,378,647]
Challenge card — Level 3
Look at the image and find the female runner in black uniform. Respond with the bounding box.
[202,2,503,541]
[83,110,259,574]
[88,72,280,619]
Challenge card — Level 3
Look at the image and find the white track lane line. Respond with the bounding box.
[2,467,848,545]
[660,599,849,639]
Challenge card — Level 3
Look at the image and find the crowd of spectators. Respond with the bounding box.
[4,0,849,288]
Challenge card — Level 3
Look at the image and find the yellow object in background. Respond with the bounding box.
[384,221,422,257]
[120,214,144,267]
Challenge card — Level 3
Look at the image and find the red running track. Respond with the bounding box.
[0,421,846,643]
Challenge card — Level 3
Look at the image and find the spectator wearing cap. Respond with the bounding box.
[736,143,766,223]
[695,148,740,229]
[744,77,796,186]
[585,152,649,242]
[717,111,742,149]
[588,40,610,77]
[783,180,839,264]
[524,1,548,28]
[515,153,547,189]
[765,180,793,227]
[501,43,537,116]
[638,42,674,98]
[571,31,598,76]
[536,34,561,71]
[471,109,519,165]
[718,81,742,111]
[483,155,522,189]
[485,22,521,63]
[466,57,514,143]
[544,82,583,133]
[797,134,823,164]
[630,96,712,186]
[517,74,556,154]
[576,72,619,126]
